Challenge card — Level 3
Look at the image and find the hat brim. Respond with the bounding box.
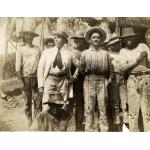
[43,100,69,105]
[120,34,140,38]
[70,36,85,40]
[85,28,106,44]
[20,31,39,37]
[43,38,54,46]
[54,33,68,43]
[107,39,120,46]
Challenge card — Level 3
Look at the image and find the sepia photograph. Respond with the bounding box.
[1,17,150,132]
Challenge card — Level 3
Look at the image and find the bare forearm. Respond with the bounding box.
[121,61,138,73]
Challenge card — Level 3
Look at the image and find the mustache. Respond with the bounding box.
[93,40,99,43]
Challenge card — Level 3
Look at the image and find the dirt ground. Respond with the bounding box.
[0,96,29,131]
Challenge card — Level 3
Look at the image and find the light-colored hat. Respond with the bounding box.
[107,34,120,46]
[85,27,106,44]
[54,31,69,43]
[121,27,138,38]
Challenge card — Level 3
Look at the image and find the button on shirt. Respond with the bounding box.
[120,43,150,73]
[80,46,111,74]
[15,45,41,77]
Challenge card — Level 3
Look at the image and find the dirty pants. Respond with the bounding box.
[107,76,121,125]
[74,75,84,131]
[127,74,150,132]
[83,75,108,132]
[23,77,42,121]
[119,77,128,124]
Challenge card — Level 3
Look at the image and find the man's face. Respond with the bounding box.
[24,34,34,44]
[89,32,101,47]
[145,29,150,47]
[74,39,85,50]
[111,41,121,52]
[54,35,65,48]
[124,36,137,50]
[47,41,55,48]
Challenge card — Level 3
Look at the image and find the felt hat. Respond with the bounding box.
[54,31,68,43]
[43,35,54,46]
[121,27,139,38]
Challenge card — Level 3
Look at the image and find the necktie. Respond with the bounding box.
[53,49,63,69]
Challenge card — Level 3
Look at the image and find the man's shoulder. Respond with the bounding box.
[81,48,90,55]
[120,48,128,54]
[138,43,149,50]
[41,48,54,56]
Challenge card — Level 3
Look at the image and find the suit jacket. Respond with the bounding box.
[37,46,76,88]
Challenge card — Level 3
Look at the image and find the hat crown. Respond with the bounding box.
[70,31,85,39]
[44,35,54,39]
[19,31,39,37]
[107,33,120,45]
[75,31,85,37]
[122,27,136,37]
[54,31,68,39]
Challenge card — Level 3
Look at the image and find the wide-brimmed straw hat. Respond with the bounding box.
[85,27,107,44]
[20,31,39,37]
[107,34,121,46]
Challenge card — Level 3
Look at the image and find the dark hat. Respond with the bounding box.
[20,31,39,37]
[11,31,39,43]
[43,93,69,105]
[85,27,107,44]
[81,17,101,27]
[43,36,54,46]
[54,31,68,43]
[120,27,139,38]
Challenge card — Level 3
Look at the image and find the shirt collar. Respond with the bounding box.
[55,46,66,51]
[89,45,102,51]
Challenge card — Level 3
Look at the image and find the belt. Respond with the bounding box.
[114,72,124,76]
[130,71,150,76]
[49,73,66,77]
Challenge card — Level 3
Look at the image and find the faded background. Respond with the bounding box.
[0,17,150,131]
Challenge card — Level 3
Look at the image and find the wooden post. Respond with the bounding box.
[2,18,16,79]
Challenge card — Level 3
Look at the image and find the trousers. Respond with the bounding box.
[119,77,128,124]
[127,74,150,132]
[23,77,42,121]
[74,75,84,131]
[83,75,109,132]
[107,77,121,125]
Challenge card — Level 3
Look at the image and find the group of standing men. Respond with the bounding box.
[15,25,150,132]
